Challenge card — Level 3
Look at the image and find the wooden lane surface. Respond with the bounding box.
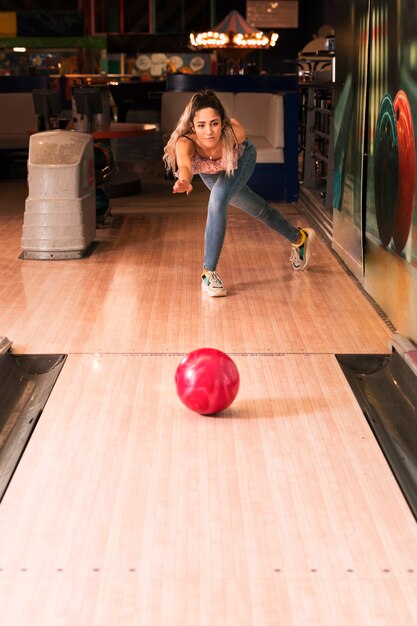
[0,179,391,356]
[0,352,416,625]
[0,177,412,624]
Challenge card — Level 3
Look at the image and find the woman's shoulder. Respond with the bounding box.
[228,118,246,144]
[178,133,195,144]
[176,134,196,153]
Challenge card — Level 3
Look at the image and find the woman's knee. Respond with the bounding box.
[209,188,231,211]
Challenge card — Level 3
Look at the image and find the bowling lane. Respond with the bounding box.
[0,180,391,356]
[0,352,416,625]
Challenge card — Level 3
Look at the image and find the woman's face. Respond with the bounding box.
[192,107,223,148]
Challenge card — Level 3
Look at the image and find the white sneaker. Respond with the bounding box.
[290,228,315,270]
[201,270,227,297]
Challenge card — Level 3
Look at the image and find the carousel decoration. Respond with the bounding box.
[189,10,279,74]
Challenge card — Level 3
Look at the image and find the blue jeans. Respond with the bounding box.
[199,139,300,270]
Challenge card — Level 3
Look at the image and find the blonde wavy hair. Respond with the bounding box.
[163,89,237,177]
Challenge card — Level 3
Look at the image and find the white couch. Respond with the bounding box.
[160,90,285,165]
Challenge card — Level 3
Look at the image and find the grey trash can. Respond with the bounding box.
[22,130,96,260]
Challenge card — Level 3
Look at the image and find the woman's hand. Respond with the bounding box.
[173,179,193,195]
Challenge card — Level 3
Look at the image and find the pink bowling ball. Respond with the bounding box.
[175,348,240,415]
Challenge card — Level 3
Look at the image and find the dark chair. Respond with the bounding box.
[72,87,102,134]
[32,89,62,131]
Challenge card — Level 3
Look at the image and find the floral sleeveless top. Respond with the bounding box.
[181,129,244,175]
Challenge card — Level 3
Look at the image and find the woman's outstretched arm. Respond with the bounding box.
[173,137,194,195]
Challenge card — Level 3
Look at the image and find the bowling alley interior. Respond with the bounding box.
[1,1,417,624]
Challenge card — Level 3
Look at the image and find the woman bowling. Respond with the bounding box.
[164,90,315,297]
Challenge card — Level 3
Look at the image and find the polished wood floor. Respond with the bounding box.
[0,176,416,625]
